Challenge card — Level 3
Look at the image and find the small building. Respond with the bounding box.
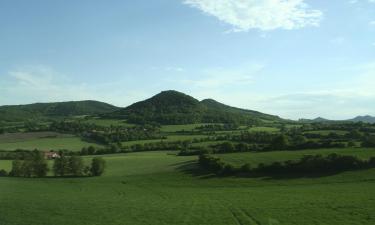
[44,151,60,160]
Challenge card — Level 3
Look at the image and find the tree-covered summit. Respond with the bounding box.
[108,90,281,125]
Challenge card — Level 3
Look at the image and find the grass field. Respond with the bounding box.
[1,151,375,225]
[0,132,103,151]
[217,148,375,167]
[248,126,280,133]
[82,119,135,127]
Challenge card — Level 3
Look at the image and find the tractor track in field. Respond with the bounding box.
[216,199,262,225]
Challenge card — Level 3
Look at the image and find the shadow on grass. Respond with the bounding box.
[175,160,217,179]
[176,161,370,180]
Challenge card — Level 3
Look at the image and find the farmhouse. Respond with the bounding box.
[44,151,60,160]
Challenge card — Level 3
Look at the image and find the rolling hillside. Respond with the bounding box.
[349,115,375,124]
[0,100,119,122]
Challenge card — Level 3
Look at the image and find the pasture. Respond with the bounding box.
[0,132,102,151]
[1,151,375,225]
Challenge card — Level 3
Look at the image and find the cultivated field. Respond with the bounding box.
[1,151,375,225]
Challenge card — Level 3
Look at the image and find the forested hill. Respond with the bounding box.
[107,90,282,125]
[0,100,119,122]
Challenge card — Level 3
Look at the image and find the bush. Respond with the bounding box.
[91,157,106,176]
[0,169,8,177]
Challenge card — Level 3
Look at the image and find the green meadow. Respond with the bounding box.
[0,132,102,151]
[1,151,375,225]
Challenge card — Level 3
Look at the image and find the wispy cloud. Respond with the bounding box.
[0,65,144,107]
[176,63,265,88]
[183,0,323,31]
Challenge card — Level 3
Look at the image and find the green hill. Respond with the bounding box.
[0,100,118,122]
[108,90,281,125]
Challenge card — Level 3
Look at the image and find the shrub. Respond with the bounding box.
[90,157,106,176]
[0,169,8,177]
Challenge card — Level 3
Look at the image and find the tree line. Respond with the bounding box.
[198,153,375,177]
[0,150,105,178]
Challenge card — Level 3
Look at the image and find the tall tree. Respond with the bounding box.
[30,150,48,177]
[53,154,69,176]
[68,156,84,176]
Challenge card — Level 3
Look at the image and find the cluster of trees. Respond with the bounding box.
[361,135,375,147]
[0,150,34,160]
[50,121,163,144]
[1,150,105,178]
[198,153,375,177]
[8,150,49,177]
[80,140,196,156]
[196,123,239,132]
[53,155,105,177]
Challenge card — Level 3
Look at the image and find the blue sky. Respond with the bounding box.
[0,0,375,120]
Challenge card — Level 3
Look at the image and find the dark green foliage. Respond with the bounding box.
[68,156,85,176]
[51,121,163,144]
[53,155,87,177]
[53,155,69,176]
[90,157,106,176]
[9,160,23,177]
[0,169,7,176]
[270,134,290,150]
[10,150,48,177]
[361,135,375,147]
[198,153,375,177]
[30,150,49,177]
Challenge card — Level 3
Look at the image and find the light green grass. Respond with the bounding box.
[160,123,211,132]
[0,160,11,171]
[248,126,280,132]
[217,148,375,167]
[0,136,103,151]
[0,151,375,225]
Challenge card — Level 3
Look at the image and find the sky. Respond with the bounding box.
[0,0,375,120]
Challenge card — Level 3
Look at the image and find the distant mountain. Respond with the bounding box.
[0,100,119,122]
[349,115,375,124]
[298,117,332,123]
[108,90,281,124]
[312,117,331,122]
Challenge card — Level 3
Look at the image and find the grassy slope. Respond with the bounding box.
[1,151,375,225]
[0,132,102,151]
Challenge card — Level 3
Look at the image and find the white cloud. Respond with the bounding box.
[183,0,323,31]
[370,21,375,25]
